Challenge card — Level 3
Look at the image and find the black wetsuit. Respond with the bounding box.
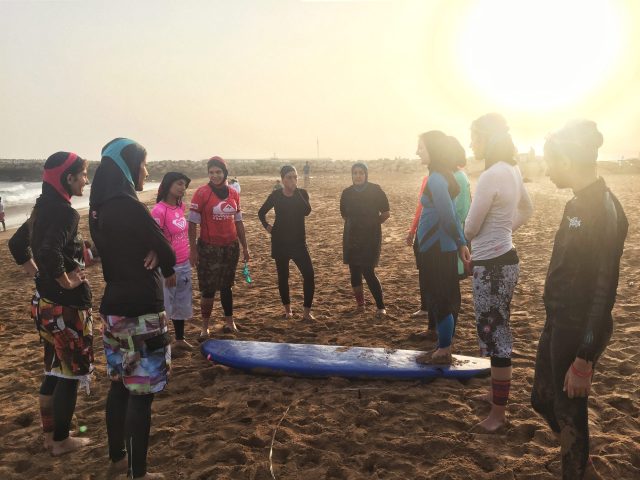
[258,189,314,308]
[340,182,389,309]
[531,178,627,479]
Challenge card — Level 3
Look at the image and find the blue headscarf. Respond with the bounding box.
[101,138,136,185]
[89,138,146,209]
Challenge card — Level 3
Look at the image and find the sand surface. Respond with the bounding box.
[0,172,639,479]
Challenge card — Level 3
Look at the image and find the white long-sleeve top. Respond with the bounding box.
[464,161,533,261]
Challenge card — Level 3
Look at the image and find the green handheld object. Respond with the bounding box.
[242,262,252,283]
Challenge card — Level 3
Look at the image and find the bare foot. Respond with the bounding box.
[51,436,91,456]
[584,457,604,480]
[415,352,433,365]
[106,457,128,479]
[173,339,193,350]
[198,329,209,340]
[471,405,507,433]
[222,322,239,334]
[281,312,294,319]
[431,347,452,365]
[472,417,506,433]
[374,308,387,319]
[302,307,315,321]
[43,432,54,450]
[410,309,428,318]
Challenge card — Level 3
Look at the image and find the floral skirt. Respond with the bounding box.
[102,311,171,395]
[31,292,94,380]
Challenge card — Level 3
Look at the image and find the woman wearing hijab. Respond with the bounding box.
[9,152,92,456]
[258,165,315,321]
[340,162,390,317]
[151,172,193,349]
[407,136,471,332]
[465,113,533,432]
[414,131,470,364]
[188,157,250,338]
[90,138,175,479]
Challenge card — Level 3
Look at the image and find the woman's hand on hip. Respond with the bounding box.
[144,250,159,270]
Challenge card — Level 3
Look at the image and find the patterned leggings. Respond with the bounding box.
[472,263,519,358]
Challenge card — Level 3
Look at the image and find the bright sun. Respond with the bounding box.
[456,0,626,111]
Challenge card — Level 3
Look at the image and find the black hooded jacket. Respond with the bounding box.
[89,156,176,317]
[9,183,92,308]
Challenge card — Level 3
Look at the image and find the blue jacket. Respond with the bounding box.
[417,172,466,253]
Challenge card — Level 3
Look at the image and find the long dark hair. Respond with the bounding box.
[419,131,460,199]
[471,113,517,168]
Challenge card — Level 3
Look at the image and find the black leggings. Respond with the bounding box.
[40,375,78,442]
[531,317,611,479]
[172,320,185,340]
[204,287,233,317]
[106,381,155,478]
[349,264,384,309]
[275,250,315,308]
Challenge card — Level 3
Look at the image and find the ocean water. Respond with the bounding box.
[0,181,159,229]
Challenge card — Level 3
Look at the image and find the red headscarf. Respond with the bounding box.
[42,152,78,202]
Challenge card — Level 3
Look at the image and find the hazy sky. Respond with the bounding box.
[1,0,639,161]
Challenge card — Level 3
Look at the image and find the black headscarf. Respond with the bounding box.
[351,162,369,192]
[156,172,191,204]
[280,165,296,179]
[89,138,146,209]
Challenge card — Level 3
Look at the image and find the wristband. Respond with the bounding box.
[570,363,592,378]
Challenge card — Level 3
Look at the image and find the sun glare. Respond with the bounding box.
[456,0,626,111]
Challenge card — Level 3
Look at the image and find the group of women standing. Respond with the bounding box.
[9,112,624,480]
[408,115,533,435]
[9,139,172,478]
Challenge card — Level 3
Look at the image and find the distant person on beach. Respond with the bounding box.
[464,113,533,432]
[531,120,627,479]
[90,138,175,479]
[258,165,315,320]
[413,131,470,364]
[188,157,250,337]
[273,179,283,191]
[152,172,193,349]
[303,161,310,188]
[9,152,93,456]
[407,135,472,334]
[0,196,5,231]
[340,162,390,318]
[229,177,241,193]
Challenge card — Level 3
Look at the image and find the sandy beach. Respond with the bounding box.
[0,171,638,480]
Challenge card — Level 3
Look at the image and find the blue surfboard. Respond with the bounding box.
[201,340,490,380]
